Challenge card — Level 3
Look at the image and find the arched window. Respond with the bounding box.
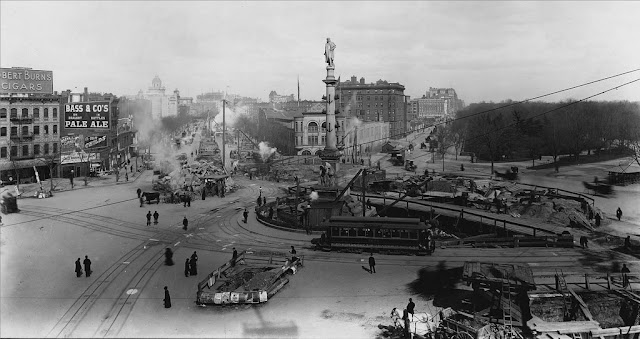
[0,108,6,119]
[301,150,312,155]
[314,150,322,155]
[33,108,39,119]
[22,108,29,117]
[10,108,17,118]
[22,126,28,135]
[308,122,318,133]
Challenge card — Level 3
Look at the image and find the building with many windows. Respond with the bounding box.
[337,76,411,139]
[268,91,295,103]
[412,87,464,120]
[0,93,62,184]
[292,103,389,160]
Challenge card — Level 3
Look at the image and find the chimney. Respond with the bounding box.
[360,77,365,84]
[83,87,89,101]
[351,76,357,83]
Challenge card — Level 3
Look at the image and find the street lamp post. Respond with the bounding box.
[222,100,226,173]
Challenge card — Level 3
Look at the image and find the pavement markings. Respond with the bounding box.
[122,262,130,264]
[149,238,159,241]
[126,289,138,295]
[174,241,181,246]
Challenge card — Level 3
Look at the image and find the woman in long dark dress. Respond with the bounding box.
[163,286,171,308]
[165,248,174,266]
[190,251,198,275]
[75,258,82,277]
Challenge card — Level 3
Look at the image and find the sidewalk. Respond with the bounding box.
[7,168,150,199]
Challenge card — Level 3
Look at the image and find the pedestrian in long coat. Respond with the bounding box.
[165,248,174,266]
[83,255,92,277]
[146,211,152,226]
[201,189,206,201]
[595,213,602,227]
[184,258,190,277]
[617,207,623,221]
[153,211,159,225]
[163,286,171,308]
[75,258,82,277]
[187,194,191,207]
[243,209,249,223]
[263,196,266,206]
[183,217,188,230]
[368,254,376,274]
[190,251,198,275]
[139,196,144,207]
[231,247,238,267]
[268,206,274,220]
[137,188,142,198]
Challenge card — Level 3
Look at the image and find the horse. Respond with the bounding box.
[142,192,160,204]
[390,307,436,336]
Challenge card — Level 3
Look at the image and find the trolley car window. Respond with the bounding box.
[391,230,400,238]
[357,228,366,237]
[374,229,382,238]
[400,230,409,239]
[331,228,339,236]
[348,228,356,237]
[341,228,349,236]
[409,231,418,239]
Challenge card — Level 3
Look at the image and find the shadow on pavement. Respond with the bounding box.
[242,306,299,338]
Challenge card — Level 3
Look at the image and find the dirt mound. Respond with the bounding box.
[517,202,555,220]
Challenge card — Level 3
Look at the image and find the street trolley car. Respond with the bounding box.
[311,216,431,255]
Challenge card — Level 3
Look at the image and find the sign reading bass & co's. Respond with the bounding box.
[0,68,53,94]
[64,101,110,129]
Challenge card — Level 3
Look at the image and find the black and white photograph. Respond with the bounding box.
[1,1,640,338]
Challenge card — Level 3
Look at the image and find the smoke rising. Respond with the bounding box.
[309,191,319,201]
[258,141,277,162]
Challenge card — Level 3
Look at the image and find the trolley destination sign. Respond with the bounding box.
[64,101,110,129]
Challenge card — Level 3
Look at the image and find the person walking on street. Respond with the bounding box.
[187,194,191,207]
[617,207,623,221]
[595,213,602,227]
[137,188,142,198]
[184,258,190,277]
[190,251,198,275]
[146,211,152,226]
[153,211,159,225]
[368,253,376,274]
[290,246,298,262]
[407,298,415,315]
[622,264,631,287]
[165,248,174,266]
[139,196,144,208]
[183,194,187,207]
[183,216,188,231]
[163,286,171,308]
[75,258,82,278]
[263,196,266,206]
[125,172,129,182]
[243,208,249,223]
[83,255,92,277]
[268,206,274,220]
[580,236,589,249]
[231,247,238,267]
[256,196,262,207]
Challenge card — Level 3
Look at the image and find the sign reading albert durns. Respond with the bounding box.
[64,101,110,129]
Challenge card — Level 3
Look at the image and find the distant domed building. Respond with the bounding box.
[139,75,180,119]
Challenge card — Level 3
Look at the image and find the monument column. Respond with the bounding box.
[320,38,341,186]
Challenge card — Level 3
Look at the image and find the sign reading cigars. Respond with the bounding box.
[0,68,53,94]
[64,101,110,129]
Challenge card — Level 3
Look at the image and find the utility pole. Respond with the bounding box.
[362,169,367,217]
[222,100,226,173]
[295,176,300,227]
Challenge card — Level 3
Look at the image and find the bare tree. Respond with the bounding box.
[37,150,61,193]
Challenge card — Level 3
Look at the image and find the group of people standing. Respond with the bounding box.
[74,256,92,278]
[146,211,159,226]
[184,251,198,277]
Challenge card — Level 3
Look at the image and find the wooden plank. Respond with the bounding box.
[614,289,640,304]
[567,287,595,322]
[590,325,640,336]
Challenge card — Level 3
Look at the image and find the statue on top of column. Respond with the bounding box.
[324,38,336,68]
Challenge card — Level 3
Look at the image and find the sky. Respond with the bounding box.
[2,1,639,104]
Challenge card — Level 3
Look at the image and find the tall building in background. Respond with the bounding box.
[338,76,410,139]
[139,75,180,119]
[268,91,295,103]
[0,67,61,185]
[413,87,464,121]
